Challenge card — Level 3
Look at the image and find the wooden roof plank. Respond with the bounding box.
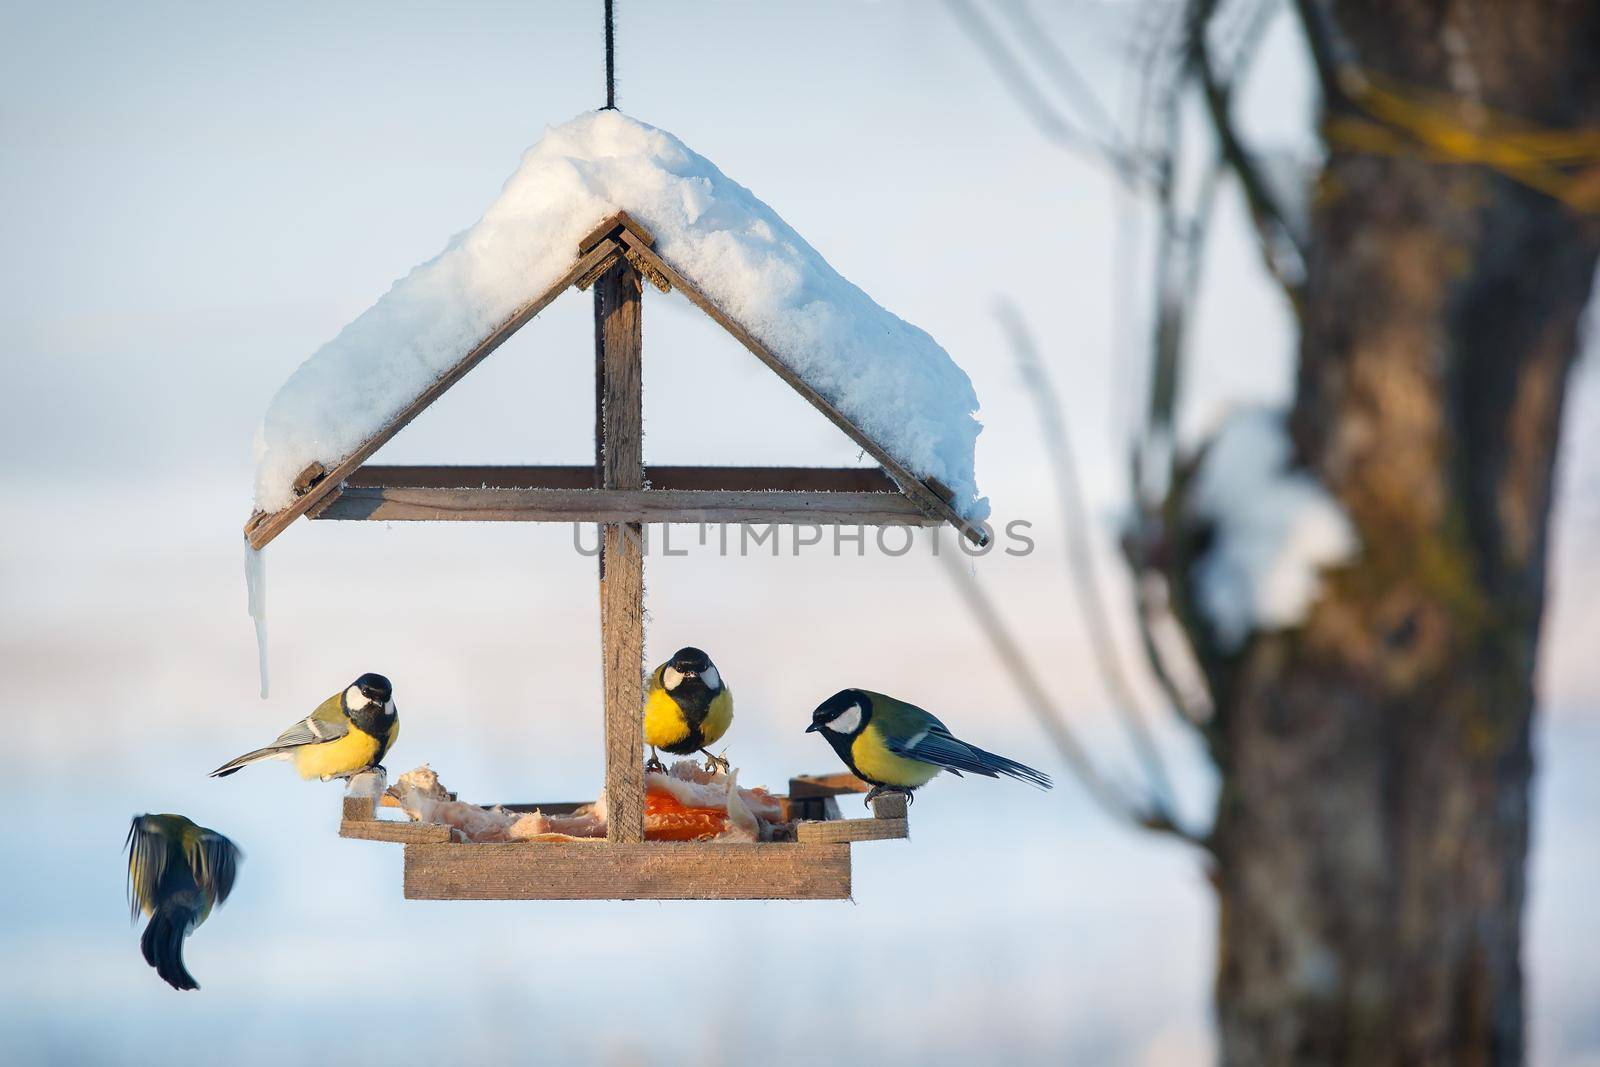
[578,210,656,255]
[613,228,989,546]
[574,246,624,291]
[244,236,625,549]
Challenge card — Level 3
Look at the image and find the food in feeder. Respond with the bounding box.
[210,673,400,782]
[387,761,784,843]
[644,647,734,774]
[390,764,451,804]
[125,814,242,991]
[391,769,605,841]
[806,688,1053,805]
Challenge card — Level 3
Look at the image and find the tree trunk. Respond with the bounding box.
[1210,4,1600,1064]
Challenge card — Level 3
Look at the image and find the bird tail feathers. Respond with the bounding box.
[141,905,199,991]
[209,746,284,778]
[903,730,1055,791]
[966,743,1054,790]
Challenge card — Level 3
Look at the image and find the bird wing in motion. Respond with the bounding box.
[886,723,1053,790]
[125,816,169,920]
[183,830,242,908]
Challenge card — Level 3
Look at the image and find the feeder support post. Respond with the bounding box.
[595,259,647,843]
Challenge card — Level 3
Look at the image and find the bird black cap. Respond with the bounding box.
[353,673,392,702]
[669,648,711,673]
[808,689,864,732]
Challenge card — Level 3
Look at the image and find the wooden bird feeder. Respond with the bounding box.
[245,212,984,900]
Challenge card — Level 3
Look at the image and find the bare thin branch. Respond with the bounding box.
[1186,0,1308,298]
[937,550,1208,848]
[994,300,1189,805]
[1127,150,1225,716]
[944,0,1158,188]
[997,0,1124,149]
[1132,576,1211,729]
[1289,0,1348,111]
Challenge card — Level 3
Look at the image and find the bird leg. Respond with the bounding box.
[862,784,914,809]
[645,748,667,775]
[700,748,731,776]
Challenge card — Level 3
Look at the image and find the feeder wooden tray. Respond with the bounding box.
[339,770,907,900]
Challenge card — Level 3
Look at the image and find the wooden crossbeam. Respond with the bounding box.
[344,464,901,493]
[309,486,938,525]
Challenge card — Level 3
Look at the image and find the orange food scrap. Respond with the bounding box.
[644,782,729,841]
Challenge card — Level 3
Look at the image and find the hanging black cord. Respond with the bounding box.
[603,0,617,110]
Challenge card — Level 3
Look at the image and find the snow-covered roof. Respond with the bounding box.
[251,110,985,522]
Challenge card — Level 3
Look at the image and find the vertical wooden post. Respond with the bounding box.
[595,260,646,843]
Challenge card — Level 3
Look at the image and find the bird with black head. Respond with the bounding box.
[644,647,733,774]
[807,688,1052,806]
[210,672,399,781]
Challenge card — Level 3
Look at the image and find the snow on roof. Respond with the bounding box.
[1189,407,1356,650]
[252,110,986,519]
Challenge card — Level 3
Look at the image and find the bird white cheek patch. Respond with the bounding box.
[663,667,684,691]
[829,704,862,734]
[345,685,371,710]
[701,666,720,690]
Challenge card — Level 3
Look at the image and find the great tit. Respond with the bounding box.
[807,688,1053,804]
[210,672,399,781]
[644,647,733,773]
[125,814,241,991]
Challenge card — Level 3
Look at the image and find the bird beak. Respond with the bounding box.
[805,722,821,733]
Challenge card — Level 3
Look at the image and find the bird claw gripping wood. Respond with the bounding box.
[862,784,913,809]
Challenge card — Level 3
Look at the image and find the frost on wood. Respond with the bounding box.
[243,540,268,698]
[252,110,986,519]
[1190,408,1357,650]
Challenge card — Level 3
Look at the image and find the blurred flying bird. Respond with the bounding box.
[125,814,241,991]
[806,688,1053,805]
[644,647,733,773]
[210,672,399,781]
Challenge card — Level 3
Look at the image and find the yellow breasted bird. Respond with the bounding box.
[125,814,241,991]
[644,647,733,773]
[806,688,1053,805]
[210,672,399,781]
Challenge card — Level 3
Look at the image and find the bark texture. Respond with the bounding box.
[1206,4,1600,1064]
